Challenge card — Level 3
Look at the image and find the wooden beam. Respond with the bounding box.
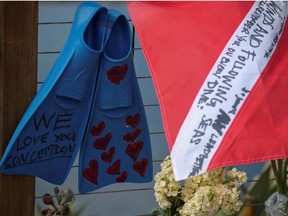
[0,2,38,216]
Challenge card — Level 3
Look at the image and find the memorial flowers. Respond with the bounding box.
[153,156,183,214]
[152,156,247,216]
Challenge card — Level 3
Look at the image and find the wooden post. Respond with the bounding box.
[0,2,38,215]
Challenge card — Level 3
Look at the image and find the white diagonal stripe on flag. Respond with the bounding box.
[171,1,288,181]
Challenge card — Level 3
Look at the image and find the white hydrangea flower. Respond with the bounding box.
[220,187,243,214]
[154,156,182,210]
[180,186,220,216]
[154,156,247,215]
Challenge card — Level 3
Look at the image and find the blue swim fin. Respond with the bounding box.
[0,2,108,185]
[78,10,153,193]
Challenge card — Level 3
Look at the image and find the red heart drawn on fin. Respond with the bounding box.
[126,114,140,128]
[91,121,105,136]
[108,160,121,175]
[123,128,141,142]
[106,63,128,85]
[133,158,148,177]
[101,147,115,163]
[125,141,144,161]
[93,133,112,150]
[83,160,98,185]
[116,171,127,182]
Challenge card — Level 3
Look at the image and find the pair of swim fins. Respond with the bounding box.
[0,2,153,193]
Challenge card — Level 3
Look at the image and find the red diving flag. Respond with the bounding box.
[128,1,288,181]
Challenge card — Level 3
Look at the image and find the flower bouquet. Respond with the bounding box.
[152,156,247,216]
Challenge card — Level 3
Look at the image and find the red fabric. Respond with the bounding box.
[128,1,288,169]
[128,2,254,150]
[210,21,288,169]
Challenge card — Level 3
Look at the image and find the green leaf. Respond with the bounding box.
[152,208,161,216]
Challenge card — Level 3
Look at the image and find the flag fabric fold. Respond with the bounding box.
[128,1,288,181]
